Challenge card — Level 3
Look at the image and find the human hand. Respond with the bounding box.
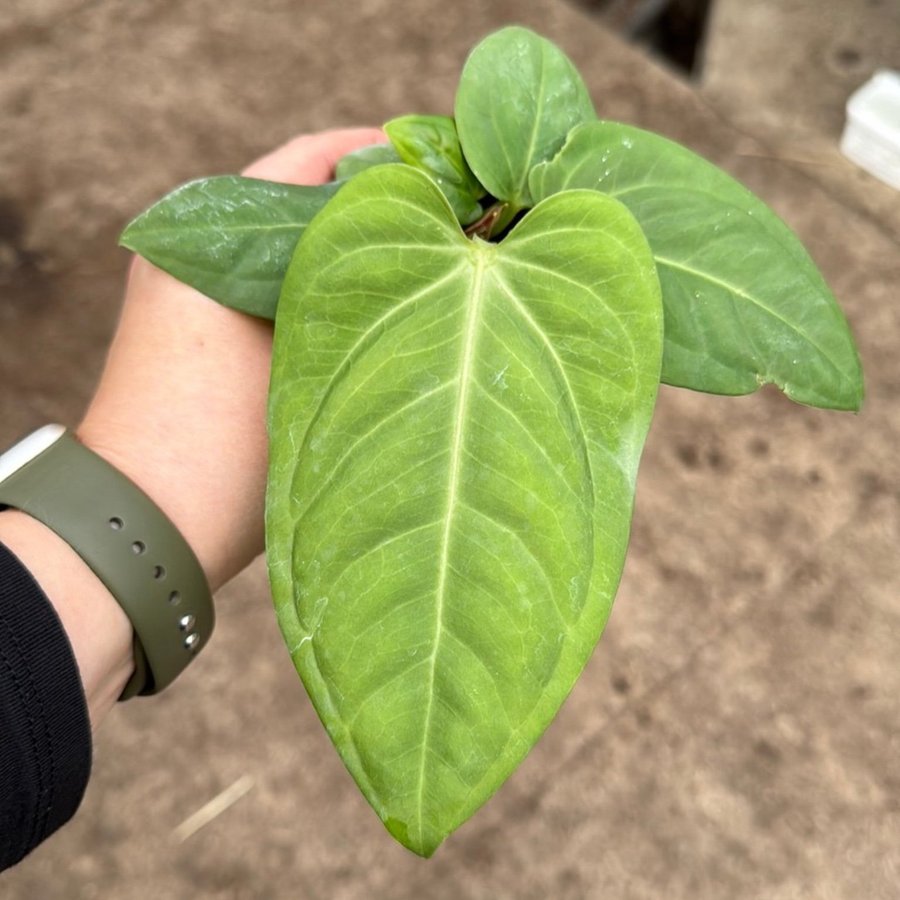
[78,128,386,592]
[0,128,384,726]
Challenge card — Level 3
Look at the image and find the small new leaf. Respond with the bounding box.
[385,114,485,224]
[335,143,402,180]
[455,26,595,209]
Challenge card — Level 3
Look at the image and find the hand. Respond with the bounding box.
[79,127,386,591]
[0,127,385,727]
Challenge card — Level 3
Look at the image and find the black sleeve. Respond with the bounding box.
[0,541,92,872]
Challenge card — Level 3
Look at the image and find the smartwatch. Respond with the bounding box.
[0,424,214,699]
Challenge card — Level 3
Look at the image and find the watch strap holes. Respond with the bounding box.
[131,540,146,555]
[109,516,124,530]
[153,564,167,580]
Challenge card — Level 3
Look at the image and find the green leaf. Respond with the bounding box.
[454,26,595,210]
[334,143,402,180]
[385,114,485,225]
[267,165,662,856]
[530,121,864,410]
[120,175,339,319]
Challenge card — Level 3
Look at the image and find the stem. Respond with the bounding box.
[464,201,521,241]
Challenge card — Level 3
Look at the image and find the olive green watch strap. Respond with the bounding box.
[0,425,214,699]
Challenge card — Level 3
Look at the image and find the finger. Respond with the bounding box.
[241,127,387,184]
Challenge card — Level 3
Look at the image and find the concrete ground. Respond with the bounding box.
[701,0,900,251]
[1,1,898,897]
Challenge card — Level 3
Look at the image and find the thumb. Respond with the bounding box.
[241,127,388,184]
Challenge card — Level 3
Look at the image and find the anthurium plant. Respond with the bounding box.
[120,27,863,857]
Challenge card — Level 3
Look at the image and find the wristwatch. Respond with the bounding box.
[0,424,214,699]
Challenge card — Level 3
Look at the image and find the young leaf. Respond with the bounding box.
[530,121,864,410]
[334,143,402,180]
[385,114,485,225]
[267,165,662,857]
[120,175,339,319]
[454,26,595,210]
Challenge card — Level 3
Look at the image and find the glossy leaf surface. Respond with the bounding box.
[530,121,864,410]
[267,165,662,856]
[120,175,338,319]
[455,26,595,209]
[385,114,485,224]
[335,143,402,180]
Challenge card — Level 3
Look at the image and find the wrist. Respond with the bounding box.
[74,423,235,591]
[0,425,216,702]
[0,509,134,727]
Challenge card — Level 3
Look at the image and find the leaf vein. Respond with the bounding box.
[491,271,599,492]
[655,255,850,379]
[294,381,457,525]
[290,264,465,469]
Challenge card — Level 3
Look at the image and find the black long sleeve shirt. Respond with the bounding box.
[0,542,92,872]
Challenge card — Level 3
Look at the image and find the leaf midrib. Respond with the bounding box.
[515,43,547,203]
[415,247,489,847]
[123,220,314,240]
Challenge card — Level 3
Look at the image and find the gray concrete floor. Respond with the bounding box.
[701,0,900,251]
[1,1,898,897]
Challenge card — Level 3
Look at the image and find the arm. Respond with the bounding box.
[0,128,385,730]
[0,126,384,874]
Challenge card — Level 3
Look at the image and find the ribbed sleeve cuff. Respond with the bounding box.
[0,541,92,871]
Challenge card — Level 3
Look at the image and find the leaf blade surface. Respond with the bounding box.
[267,165,662,856]
[120,175,338,319]
[385,115,485,224]
[530,121,863,409]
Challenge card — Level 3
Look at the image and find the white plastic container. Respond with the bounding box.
[841,70,900,191]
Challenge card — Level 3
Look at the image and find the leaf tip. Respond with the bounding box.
[384,816,443,858]
[843,370,865,413]
[117,216,141,251]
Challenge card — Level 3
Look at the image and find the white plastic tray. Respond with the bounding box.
[841,70,900,191]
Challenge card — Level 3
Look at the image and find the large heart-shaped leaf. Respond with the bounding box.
[385,115,486,225]
[267,165,662,856]
[120,175,338,319]
[455,26,595,210]
[530,121,864,410]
